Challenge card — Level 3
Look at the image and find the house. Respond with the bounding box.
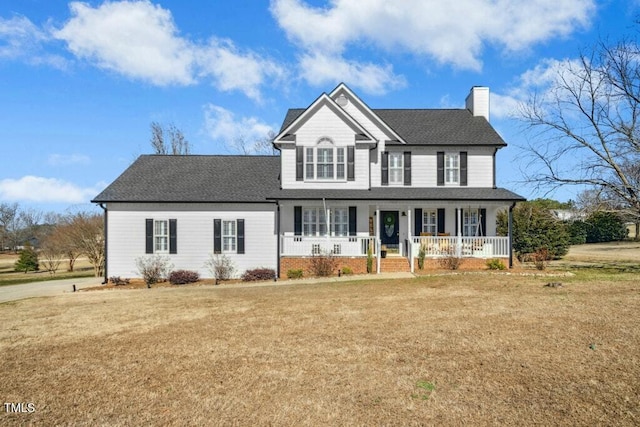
[93,84,525,280]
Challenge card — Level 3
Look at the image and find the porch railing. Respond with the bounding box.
[410,236,510,259]
[281,236,377,257]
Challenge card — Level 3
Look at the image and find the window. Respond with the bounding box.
[305,148,314,179]
[303,138,348,181]
[389,153,403,184]
[154,220,168,253]
[422,210,437,235]
[222,220,236,252]
[463,209,479,236]
[317,148,333,179]
[445,153,459,184]
[302,207,348,236]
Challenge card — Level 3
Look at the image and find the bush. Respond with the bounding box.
[287,269,303,279]
[341,266,353,275]
[366,246,374,273]
[109,276,130,285]
[486,258,506,270]
[585,211,628,243]
[532,248,549,270]
[135,255,173,287]
[241,268,276,282]
[309,250,338,277]
[169,270,200,285]
[205,253,236,283]
[438,253,463,270]
[14,245,39,273]
[417,245,426,270]
[566,220,588,245]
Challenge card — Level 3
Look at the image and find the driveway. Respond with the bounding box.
[0,277,103,303]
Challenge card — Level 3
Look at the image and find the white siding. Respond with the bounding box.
[106,203,277,279]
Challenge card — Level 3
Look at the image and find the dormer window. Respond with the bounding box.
[304,137,347,181]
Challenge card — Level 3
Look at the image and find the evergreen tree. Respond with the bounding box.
[14,244,39,273]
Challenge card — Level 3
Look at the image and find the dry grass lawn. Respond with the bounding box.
[1,270,639,426]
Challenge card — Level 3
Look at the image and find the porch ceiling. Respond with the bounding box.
[268,187,525,202]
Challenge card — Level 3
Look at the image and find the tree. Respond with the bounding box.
[519,34,640,226]
[497,201,570,260]
[150,122,191,155]
[62,212,105,277]
[584,211,628,243]
[0,202,18,251]
[14,244,39,273]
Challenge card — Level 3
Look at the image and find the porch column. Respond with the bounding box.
[457,207,462,257]
[408,206,414,272]
[376,206,381,274]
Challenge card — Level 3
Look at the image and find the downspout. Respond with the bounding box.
[276,201,281,280]
[508,202,516,268]
[99,203,108,284]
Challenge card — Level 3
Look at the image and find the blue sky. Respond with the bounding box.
[0,0,637,214]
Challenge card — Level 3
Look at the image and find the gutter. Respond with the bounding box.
[508,202,516,269]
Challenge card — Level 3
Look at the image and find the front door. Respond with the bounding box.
[380,211,399,247]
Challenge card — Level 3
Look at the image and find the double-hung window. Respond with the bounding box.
[222,220,236,252]
[302,207,348,236]
[422,210,438,235]
[154,220,168,253]
[445,153,459,184]
[304,138,347,181]
[463,209,479,236]
[389,153,403,184]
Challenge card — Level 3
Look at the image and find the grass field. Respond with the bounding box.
[1,269,639,425]
[0,253,94,286]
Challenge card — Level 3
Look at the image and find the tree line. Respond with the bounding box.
[0,202,104,277]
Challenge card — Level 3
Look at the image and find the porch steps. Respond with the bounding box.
[379,256,411,273]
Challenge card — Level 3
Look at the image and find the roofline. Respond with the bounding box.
[91,199,278,204]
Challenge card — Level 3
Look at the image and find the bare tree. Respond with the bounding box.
[228,130,278,155]
[150,121,191,155]
[0,202,18,251]
[519,35,640,224]
[62,212,104,277]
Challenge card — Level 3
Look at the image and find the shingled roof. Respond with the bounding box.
[92,155,280,203]
[279,108,505,146]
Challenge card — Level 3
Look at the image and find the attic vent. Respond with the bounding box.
[336,94,349,107]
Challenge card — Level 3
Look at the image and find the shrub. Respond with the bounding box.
[287,269,303,279]
[109,276,130,285]
[366,246,374,273]
[14,245,39,273]
[486,258,506,270]
[341,266,353,275]
[417,245,426,270]
[309,250,338,277]
[585,211,628,243]
[438,248,463,270]
[135,255,173,287]
[532,248,549,270]
[566,220,588,245]
[241,268,276,282]
[205,253,235,283]
[169,270,200,285]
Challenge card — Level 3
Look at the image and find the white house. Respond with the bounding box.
[93,84,524,280]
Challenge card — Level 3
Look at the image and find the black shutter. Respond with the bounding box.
[437,208,445,234]
[294,206,302,236]
[145,219,154,254]
[347,146,355,181]
[213,219,221,254]
[479,208,486,237]
[169,219,177,254]
[437,152,444,186]
[403,152,411,186]
[414,208,422,236]
[296,146,304,181]
[381,151,389,186]
[237,219,245,254]
[460,152,468,186]
[348,206,357,236]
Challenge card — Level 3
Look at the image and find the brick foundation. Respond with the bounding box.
[414,257,509,271]
[280,256,375,279]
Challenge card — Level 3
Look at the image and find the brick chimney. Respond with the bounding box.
[465,86,490,122]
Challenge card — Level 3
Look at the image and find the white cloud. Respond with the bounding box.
[52,1,285,99]
[0,15,67,68]
[0,176,104,204]
[271,0,595,75]
[48,153,91,166]
[203,104,276,154]
[299,53,405,95]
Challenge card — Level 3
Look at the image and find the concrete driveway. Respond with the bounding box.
[0,277,103,303]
